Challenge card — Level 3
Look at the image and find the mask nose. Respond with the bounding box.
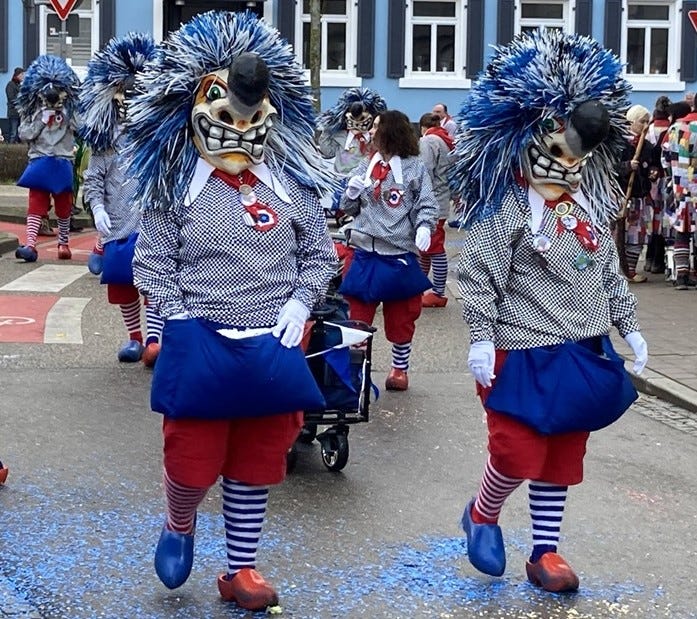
[570,100,610,154]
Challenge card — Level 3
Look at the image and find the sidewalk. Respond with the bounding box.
[2,185,696,413]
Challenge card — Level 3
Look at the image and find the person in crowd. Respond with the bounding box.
[418,112,454,307]
[664,98,697,290]
[432,102,457,138]
[617,105,654,282]
[684,91,695,110]
[5,67,24,144]
[79,32,162,365]
[13,55,79,263]
[453,29,647,593]
[317,88,386,217]
[338,109,439,391]
[126,11,337,612]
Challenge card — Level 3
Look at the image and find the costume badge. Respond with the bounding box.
[383,187,404,207]
[242,203,278,232]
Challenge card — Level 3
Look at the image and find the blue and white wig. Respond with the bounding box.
[317,87,387,134]
[15,55,80,120]
[450,29,632,228]
[124,10,336,211]
[78,32,157,153]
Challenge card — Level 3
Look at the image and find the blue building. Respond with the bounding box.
[1,0,696,130]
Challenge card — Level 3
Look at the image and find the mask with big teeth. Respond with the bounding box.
[522,100,610,201]
[345,102,374,134]
[192,52,277,175]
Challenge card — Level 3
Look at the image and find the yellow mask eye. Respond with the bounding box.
[206,84,226,101]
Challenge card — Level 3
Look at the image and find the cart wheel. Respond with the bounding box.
[297,423,317,444]
[286,444,298,474]
[321,434,349,471]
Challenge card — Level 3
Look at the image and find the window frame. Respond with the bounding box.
[39,1,99,80]
[400,0,471,89]
[621,0,685,91]
[294,1,361,88]
[515,0,575,34]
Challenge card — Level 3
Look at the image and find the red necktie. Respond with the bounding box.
[371,162,391,198]
[212,168,258,190]
[545,195,599,252]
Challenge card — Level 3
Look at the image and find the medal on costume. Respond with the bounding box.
[383,187,404,207]
[239,183,278,232]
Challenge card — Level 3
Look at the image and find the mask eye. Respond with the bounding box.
[206,84,226,102]
[541,117,562,133]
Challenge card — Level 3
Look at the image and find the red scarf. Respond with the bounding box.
[371,161,391,198]
[545,194,599,252]
[425,126,454,151]
[212,168,258,189]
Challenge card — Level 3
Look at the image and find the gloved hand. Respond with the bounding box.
[345,175,366,200]
[168,312,190,320]
[272,299,310,348]
[415,226,431,252]
[624,331,648,375]
[468,340,496,388]
[91,204,111,236]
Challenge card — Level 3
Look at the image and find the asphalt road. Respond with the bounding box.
[1,250,696,618]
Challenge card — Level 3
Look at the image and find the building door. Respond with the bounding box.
[163,0,265,37]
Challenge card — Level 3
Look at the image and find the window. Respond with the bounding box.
[40,0,99,79]
[624,2,675,77]
[516,1,574,35]
[297,1,357,75]
[406,1,464,76]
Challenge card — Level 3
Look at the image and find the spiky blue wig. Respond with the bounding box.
[450,29,632,228]
[78,32,157,153]
[317,87,387,133]
[15,55,80,120]
[124,10,336,211]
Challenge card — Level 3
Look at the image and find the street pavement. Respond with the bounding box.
[0,188,696,618]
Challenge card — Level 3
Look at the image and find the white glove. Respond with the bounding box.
[272,299,310,348]
[345,175,366,200]
[91,204,112,235]
[468,340,496,388]
[624,331,648,375]
[41,109,55,124]
[415,226,431,252]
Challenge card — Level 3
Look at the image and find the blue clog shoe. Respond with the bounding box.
[460,497,506,576]
[87,252,103,275]
[15,245,38,262]
[117,340,144,363]
[154,524,195,589]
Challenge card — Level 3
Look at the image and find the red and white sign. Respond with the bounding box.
[689,10,697,33]
[48,0,80,21]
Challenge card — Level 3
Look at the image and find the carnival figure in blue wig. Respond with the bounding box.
[126,11,337,611]
[317,87,387,215]
[14,55,80,262]
[78,32,162,366]
[454,29,649,592]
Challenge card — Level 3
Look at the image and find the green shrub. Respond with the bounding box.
[0,144,29,182]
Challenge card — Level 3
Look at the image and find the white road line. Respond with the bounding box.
[0,264,88,293]
[43,297,91,344]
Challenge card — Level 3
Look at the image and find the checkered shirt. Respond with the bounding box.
[133,172,338,325]
[458,186,640,348]
[339,155,439,255]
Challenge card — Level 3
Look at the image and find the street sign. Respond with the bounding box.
[689,10,697,33]
[48,0,80,21]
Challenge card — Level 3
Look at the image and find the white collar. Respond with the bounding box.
[184,157,292,206]
[364,152,403,186]
[343,131,370,150]
[528,185,596,232]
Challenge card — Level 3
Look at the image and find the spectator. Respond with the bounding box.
[5,67,25,144]
[432,102,457,138]
[684,91,695,109]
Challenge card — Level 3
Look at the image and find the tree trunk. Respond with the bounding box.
[309,0,321,113]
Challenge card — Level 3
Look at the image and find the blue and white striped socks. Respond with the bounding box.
[221,477,269,576]
[528,481,568,562]
[391,343,412,371]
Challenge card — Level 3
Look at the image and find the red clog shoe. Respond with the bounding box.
[422,292,448,308]
[217,568,279,611]
[0,460,8,485]
[57,244,72,260]
[385,368,408,391]
[142,342,161,368]
[525,552,579,593]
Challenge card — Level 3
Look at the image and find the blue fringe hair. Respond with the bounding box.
[78,32,157,153]
[450,29,632,228]
[15,55,80,121]
[124,10,337,211]
[317,87,387,134]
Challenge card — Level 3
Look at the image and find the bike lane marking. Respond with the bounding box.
[0,264,88,293]
[0,295,59,343]
[44,297,90,344]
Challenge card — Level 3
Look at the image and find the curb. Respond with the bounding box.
[0,231,19,254]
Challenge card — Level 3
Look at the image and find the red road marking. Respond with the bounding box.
[0,295,60,343]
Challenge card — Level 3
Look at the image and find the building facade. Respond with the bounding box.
[1,0,696,129]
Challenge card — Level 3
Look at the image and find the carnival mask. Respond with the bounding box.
[345,102,374,133]
[191,53,277,176]
[522,100,610,200]
[38,82,68,111]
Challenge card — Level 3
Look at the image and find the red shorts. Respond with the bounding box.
[422,219,446,255]
[477,350,589,485]
[28,189,73,219]
[163,412,304,488]
[107,283,139,305]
